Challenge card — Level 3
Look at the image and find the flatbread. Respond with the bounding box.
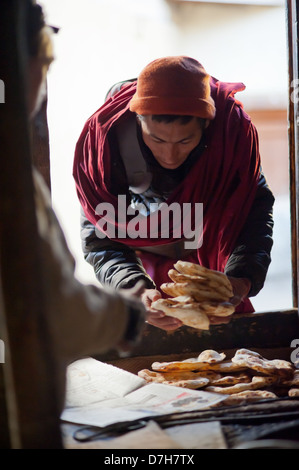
[142,348,297,407]
[282,369,299,387]
[161,282,230,303]
[174,261,233,293]
[231,350,294,378]
[210,372,252,386]
[167,268,232,298]
[221,390,278,406]
[231,352,279,376]
[155,293,234,318]
[268,359,294,379]
[138,369,221,382]
[233,348,263,358]
[197,301,235,317]
[138,369,220,389]
[196,349,226,363]
[151,297,210,330]
[151,359,246,373]
[157,262,235,328]
[205,375,278,395]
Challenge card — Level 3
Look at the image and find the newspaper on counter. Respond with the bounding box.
[61,357,226,428]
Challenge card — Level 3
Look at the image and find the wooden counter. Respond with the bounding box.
[95,309,299,365]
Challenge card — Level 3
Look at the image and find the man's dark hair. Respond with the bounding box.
[26,1,59,57]
[138,114,206,129]
[26,2,45,56]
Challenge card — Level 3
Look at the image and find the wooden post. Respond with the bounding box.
[0,0,62,448]
[287,0,299,309]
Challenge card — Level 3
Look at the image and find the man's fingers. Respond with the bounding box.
[141,289,161,306]
[209,314,233,325]
[146,316,183,331]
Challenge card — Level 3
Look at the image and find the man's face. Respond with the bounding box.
[139,115,204,169]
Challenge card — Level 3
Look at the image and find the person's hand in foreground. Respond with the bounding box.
[141,288,183,331]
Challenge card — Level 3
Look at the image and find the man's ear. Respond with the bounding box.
[205,119,210,129]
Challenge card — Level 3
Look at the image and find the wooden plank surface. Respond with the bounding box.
[93,309,299,364]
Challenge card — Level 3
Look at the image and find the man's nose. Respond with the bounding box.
[164,143,178,160]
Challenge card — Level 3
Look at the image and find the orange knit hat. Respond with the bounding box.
[129,56,216,119]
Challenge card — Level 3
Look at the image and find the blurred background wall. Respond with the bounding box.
[39,0,291,312]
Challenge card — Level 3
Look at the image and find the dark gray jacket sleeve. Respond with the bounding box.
[80,207,156,290]
[224,171,275,297]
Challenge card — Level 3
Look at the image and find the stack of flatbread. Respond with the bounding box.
[151,260,235,330]
[138,348,299,406]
